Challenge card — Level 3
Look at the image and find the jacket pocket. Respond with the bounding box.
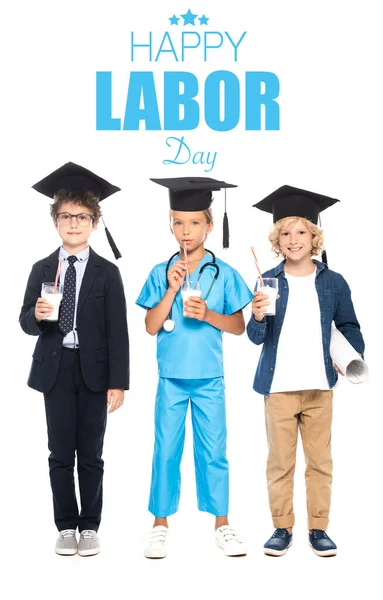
[32,347,44,363]
[322,288,339,312]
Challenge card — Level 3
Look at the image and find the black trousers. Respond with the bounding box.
[44,348,107,532]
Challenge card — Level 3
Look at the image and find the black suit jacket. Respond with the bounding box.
[19,247,129,394]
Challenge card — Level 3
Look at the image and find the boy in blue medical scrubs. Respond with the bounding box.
[136,177,253,558]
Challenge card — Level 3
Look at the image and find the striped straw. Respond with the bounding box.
[183,243,190,290]
[53,258,62,293]
[250,247,265,287]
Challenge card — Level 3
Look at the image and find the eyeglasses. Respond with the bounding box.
[56,212,95,226]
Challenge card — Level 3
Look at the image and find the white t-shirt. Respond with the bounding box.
[270,269,330,393]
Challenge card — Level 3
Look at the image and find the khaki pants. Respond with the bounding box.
[264,390,333,530]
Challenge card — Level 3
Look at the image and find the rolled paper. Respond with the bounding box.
[330,325,368,384]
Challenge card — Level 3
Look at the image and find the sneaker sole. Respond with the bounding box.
[309,543,337,557]
[264,540,293,556]
[55,548,77,556]
[144,549,167,559]
[78,548,100,557]
[216,542,248,557]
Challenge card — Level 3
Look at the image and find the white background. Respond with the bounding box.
[1,1,382,598]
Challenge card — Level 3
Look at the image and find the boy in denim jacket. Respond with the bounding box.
[247,186,364,557]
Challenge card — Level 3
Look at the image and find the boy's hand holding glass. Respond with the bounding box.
[35,297,54,322]
[167,260,187,292]
[183,283,207,321]
[252,291,270,321]
[39,282,64,321]
[252,290,280,322]
[183,297,207,320]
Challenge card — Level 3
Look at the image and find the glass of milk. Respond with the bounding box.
[181,281,202,317]
[255,277,278,316]
[41,282,64,321]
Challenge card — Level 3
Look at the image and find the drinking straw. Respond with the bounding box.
[183,243,190,289]
[250,247,265,287]
[53,258,62,293]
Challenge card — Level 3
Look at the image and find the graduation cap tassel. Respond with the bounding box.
[318,214,328,266]
[223,188,229,248]
[102,218,122,259]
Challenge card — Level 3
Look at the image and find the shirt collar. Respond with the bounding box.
[273,258,327,277]
[59,246,90,263]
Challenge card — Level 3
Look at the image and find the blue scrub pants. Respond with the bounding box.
[149,377,229,517]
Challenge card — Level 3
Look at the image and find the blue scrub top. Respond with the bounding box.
[136,252,253,379]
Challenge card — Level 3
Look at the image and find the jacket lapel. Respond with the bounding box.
[77,247,101,317]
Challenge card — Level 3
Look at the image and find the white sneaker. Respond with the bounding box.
[144,526,168,559]
[55,529,77,556]
[215,526,247,556]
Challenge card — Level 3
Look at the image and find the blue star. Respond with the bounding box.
[169,14,179,25]
[181,9,198,25]
[199,15,209,25]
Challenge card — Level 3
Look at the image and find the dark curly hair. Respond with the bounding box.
[50,190,102,221]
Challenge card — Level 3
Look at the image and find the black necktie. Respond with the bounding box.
[59,255,78,335]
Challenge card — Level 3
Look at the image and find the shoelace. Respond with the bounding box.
[61,529,76,539]
[219,528,243,544]
[311,530,328,540]
[81,530,95,539]
[148,530,167,545]
[273,528,290,538]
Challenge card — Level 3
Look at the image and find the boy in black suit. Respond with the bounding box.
[19,163,129,556]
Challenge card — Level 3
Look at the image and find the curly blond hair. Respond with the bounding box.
[268,216,324,257]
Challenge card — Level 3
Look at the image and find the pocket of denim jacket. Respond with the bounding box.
[323,289,339,312]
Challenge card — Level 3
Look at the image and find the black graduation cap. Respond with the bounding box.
[150,177,237,248]
[253,185,339,224]
[253,185,340,265]
[32,162,122,259]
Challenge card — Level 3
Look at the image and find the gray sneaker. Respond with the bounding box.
[55,529,77,556]
[78,530,100,557]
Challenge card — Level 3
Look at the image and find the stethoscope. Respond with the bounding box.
[163,249,220,332]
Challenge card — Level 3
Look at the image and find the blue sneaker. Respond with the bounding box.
[309,530,337,557]
[264,528,293,556]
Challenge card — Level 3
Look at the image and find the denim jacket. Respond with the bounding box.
[246,260,365,396]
